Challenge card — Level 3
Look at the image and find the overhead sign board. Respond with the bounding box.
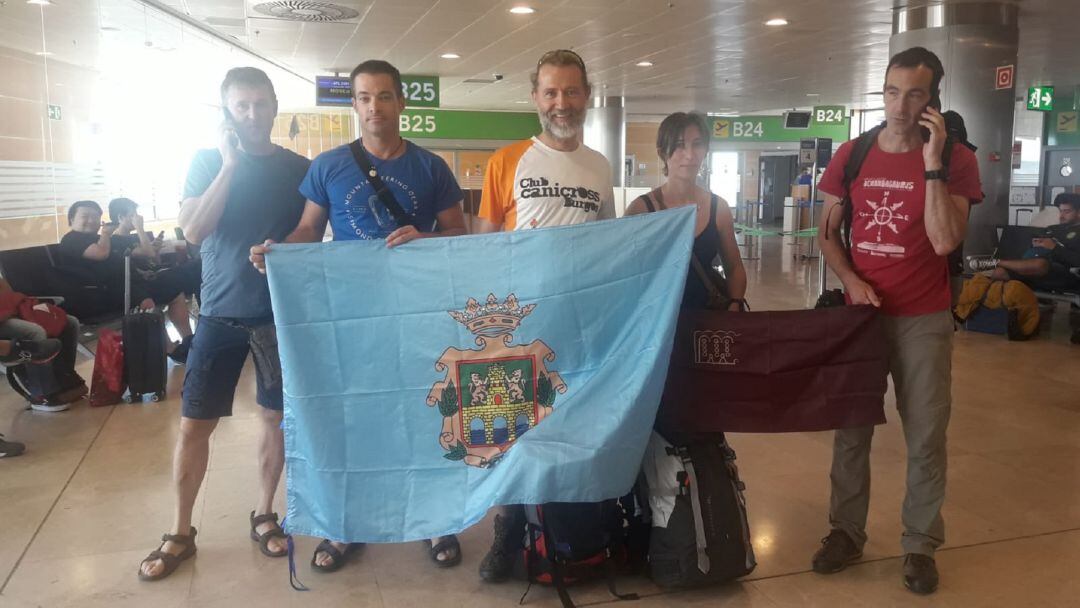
[315,74,440,108]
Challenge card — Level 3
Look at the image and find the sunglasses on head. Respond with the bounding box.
[536,49,585,72]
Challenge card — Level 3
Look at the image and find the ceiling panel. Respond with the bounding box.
[3,0,1077,117]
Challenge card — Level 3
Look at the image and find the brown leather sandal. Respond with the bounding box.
[138,527,197,582]
[249,511,288,558]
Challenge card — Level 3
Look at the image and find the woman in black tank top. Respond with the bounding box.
[625,112,747,311]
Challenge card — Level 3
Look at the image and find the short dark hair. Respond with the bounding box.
[108,197,137,223]
[68,200,102,224]
[349,60,403,99]
[530,49,590,93]
[656,112,710,176]
[885,46,945,102]
[220,67,277,106]
[1054,193,1080,209]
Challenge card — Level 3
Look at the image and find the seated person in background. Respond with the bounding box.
[108,197,161,261]
[59,200,196,362]
[968,193,1080,292]
[0,279,87,412]
[110,197,203,304]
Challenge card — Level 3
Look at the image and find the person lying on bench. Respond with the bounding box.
[968,193,1080,292]
[59,200,196,362]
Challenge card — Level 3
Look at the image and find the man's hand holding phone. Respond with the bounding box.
[219,116,241,168]
[920,106,947,170]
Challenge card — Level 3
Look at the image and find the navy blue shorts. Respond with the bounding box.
[181,316,282,419]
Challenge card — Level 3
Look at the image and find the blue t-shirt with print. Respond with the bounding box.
[300,140,462,240]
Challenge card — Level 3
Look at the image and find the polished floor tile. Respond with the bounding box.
[2,234,1078,606]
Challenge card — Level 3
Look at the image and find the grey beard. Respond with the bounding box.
[539,111,584,140]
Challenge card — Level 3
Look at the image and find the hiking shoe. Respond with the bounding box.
[479,512,523,583]
[811,529,863,574]
[903,553,939,595]
[0,434,25,458]
[966,255,999,272]
[3,338,62,365]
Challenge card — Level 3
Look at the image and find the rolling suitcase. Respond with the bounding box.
[122,252,167,403]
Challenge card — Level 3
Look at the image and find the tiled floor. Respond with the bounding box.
[2,235,1078,607]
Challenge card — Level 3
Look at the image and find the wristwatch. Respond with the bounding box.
[924,169,948,181]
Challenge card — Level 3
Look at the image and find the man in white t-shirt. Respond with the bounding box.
[475,50,614,233]
[474,49,615,583]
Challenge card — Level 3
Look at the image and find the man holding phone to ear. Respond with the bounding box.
[138,67,310,582]
[812,47,983,595]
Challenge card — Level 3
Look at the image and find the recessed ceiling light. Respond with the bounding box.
[636,61,654,67]
[27,0,52,5]
[440,53,461,59]
[35,51,52,56]
[101,25,121,31]
[509,6,535,14]
[765,18,788,26]
[806,93,821,97]
[514,100,530,104]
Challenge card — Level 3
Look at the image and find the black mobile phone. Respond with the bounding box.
[920,96,942,142]
[156,230,165,241]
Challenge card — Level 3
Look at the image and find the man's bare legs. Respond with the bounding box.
[140,417,217,578]
[254,407,287,554]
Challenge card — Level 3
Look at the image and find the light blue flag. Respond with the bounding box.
[266,207,694,543]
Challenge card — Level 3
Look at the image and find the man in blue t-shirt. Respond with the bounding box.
[138,67,309,582]
[250,59,466,573]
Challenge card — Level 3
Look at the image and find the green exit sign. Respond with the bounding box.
[1028,86,1054,112]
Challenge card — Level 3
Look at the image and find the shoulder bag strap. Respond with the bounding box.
[348,139,415,227]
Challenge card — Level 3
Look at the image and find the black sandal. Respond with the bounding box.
[249,511,288,557]
[311,539,361,573]
[138,527,197,582]
[424,535,462,568]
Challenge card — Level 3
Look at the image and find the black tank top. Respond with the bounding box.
[638,191,722,309]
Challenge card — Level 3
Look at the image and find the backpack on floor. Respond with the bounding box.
[520,497,645,608]
[641,432,756,589]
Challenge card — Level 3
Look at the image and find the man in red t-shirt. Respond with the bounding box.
[812,47,983,595]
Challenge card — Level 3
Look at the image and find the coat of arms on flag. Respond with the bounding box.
[428,293,566,468]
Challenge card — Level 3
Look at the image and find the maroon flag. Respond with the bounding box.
[655,304,888,437]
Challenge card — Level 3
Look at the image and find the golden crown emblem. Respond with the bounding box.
[448,293,535,337]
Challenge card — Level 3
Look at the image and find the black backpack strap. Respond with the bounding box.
[541,517,578,608]
[640,193,656,213]
[835,123,885,251]
[347,139,415,228]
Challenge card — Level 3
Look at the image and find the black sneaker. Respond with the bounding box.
[479,512,524,583]
[811,529,863,574]
[3,338,62,365]
[903,553,939,595]
[168,336,193,364]
[28,395,71,413]
[0,433,26,458]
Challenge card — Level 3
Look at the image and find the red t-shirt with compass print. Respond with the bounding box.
[819,139,983,316]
